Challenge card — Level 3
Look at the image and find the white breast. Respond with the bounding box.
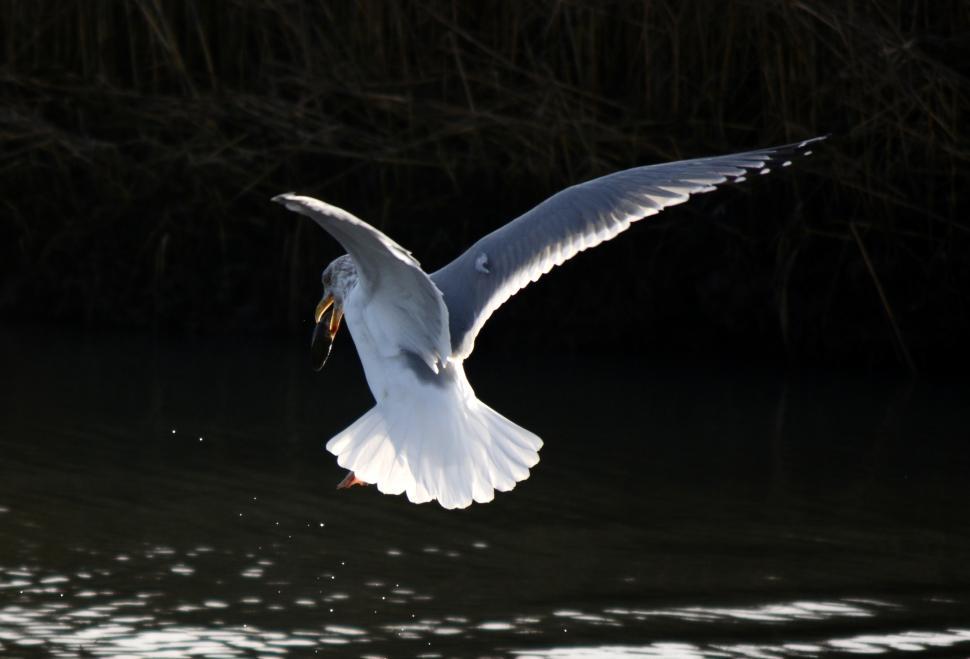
[342,285,391,401]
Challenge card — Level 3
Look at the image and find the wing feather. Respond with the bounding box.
[431,136,826,358]
[273,194,451,372]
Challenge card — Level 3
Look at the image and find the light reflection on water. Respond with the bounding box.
[2,555,970,657]
[1,329,970,656]
[516,629,970,659]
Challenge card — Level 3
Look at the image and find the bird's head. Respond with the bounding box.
[311,255,358,371]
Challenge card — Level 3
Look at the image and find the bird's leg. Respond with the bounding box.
[336,470,368,489]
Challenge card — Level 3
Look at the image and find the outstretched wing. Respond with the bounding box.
[431,136,826,358]
[273,194,451,372]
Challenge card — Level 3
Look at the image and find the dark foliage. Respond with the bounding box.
[1,1,967,370]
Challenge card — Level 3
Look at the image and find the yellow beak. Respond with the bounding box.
[314,294,343,340]
[315,294,333,324]
[311,293,343,371]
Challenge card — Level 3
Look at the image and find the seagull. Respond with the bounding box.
[273,136,826,509]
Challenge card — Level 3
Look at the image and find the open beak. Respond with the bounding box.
[311,293,343,371]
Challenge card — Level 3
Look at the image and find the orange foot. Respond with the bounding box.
[336,470,368,489]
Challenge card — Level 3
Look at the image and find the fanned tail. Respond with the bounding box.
[325,392,542,509]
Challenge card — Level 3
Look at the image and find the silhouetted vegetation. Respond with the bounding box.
[2,1,967,370]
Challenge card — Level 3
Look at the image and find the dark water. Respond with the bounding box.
[1,328,969,658]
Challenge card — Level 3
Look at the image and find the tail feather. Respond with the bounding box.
[325,394,542,509]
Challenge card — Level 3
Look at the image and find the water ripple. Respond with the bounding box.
[515,629,970,658]
[3,564,969,659]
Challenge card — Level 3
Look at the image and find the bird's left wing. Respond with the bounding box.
[431,136,826,358]
[273,194,451,372]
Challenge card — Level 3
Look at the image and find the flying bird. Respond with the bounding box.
[273,136,826,509]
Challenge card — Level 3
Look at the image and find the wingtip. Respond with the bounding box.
[798,134,830,149]
[271,192,298,205]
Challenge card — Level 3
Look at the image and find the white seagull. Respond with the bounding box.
[273,136,825,509]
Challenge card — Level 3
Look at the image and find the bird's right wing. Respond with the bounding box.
[273,194,451,372]
[431,137,826,358]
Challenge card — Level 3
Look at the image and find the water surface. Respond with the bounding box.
[1,328,968,657]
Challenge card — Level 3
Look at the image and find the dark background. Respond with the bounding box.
[2,5,970,654]
[2,1,967,372]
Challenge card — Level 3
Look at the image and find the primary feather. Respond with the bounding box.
[431,137,826,358]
